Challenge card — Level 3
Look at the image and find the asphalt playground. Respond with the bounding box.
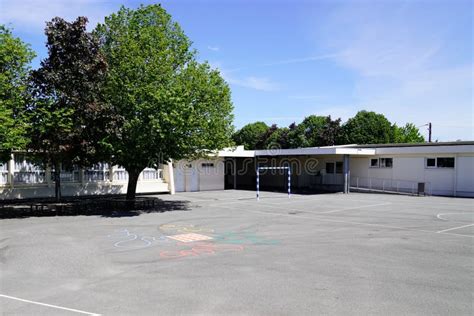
[0,190,473,315]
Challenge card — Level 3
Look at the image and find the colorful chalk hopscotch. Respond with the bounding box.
[108,224,280,259]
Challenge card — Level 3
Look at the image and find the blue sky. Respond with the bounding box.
[1,0,472,141]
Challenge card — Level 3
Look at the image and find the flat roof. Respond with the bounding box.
[218,141,474,158]
[348,141,474,148]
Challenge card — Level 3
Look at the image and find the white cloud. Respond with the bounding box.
[261,53,342,67]
[212,64,280,92]
[313,1,473,140]
[207,45,220,52]
[226,76,280,92]
[0,0,115,32]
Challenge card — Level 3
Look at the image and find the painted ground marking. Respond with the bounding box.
[167,233,214,243]
[0,294,100,315]
[160,242,243,259]
[436,212,474,222]
[108,229,169,249]
[437,223,474,233]
[317,202,391,214]
[217,203,474,238]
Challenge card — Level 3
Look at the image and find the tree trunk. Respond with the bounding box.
[126,169,141,200]
[54,162,62,202]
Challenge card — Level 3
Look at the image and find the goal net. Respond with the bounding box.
[256,166,291,200]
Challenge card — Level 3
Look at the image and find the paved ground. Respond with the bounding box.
[0,190,473,315]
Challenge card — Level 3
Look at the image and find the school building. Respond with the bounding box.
[1,141,473,199]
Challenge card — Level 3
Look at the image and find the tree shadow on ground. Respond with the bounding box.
[0,197,191,219]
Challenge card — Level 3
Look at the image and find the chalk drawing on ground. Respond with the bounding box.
[167,233,214,243]
[108,229,169,249]
[160,242,244,259]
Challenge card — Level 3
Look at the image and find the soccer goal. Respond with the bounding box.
[256,166,291,200]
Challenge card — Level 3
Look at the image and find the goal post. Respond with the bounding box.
[256,166,291,200]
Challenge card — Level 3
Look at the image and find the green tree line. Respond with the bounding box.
[0,4,234,200]
[233,111,425,150]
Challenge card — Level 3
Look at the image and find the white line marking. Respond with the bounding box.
[0,294,101,315]
[317,202,391,214]
[436,212,473,222]
[217,204,474,239]
[437,223,474,233]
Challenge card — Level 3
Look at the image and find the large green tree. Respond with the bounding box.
[393,123,425,143]
[28,17,112,200]
[96,5,234,199]
[287,115,343,148]
[264,125,291,149]
[0,25,35,162]
[342,110,394,144]
[233,121,269,150]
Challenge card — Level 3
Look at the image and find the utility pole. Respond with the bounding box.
[419,123,432,143]
[428,122,432,143]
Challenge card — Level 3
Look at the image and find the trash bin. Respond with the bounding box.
[417,182,425,196]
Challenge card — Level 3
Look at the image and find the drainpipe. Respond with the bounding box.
[343,154,350,194]
[167,160,175,195]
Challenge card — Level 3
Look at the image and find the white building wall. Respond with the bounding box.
[174,158,225,192]
[350,154,473,197]
[456,155,474,196]
[0,155,169,199]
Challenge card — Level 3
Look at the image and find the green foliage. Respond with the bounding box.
[95,4,234,199]
[232,121,269,149]
[264,125,290,149]
[342,110,394,144]
[287,115,342,147]
[0,25,35,162]
[235,111,423,148]
[393,123,425,143]
[28,17,112,200]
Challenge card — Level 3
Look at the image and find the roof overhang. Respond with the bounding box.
[255,147,375,156]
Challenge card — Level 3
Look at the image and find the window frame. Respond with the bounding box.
[325,162,335,174]
[425,158,437,169]
[425,157,455,169]
[379,158,393,168]
[370,158,379,168]
[436,157,455,168]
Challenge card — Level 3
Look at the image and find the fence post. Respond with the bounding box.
[256,168,260,201]
[356,177,359,189]
[287,167,291,199]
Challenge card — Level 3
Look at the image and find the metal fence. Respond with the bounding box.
[350,177,432,195]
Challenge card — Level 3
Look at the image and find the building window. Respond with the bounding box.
[326,162,335,174]
[13,154,45,184]
[335,161,343,174]
[380,158,393,168]
[370,159,379,168]
[57,162,80,182]
[84,163,110,181]
[425,157,455,169]
[0,162,8,184]
[113,166,129,181]
[436,157,455,168]
[141,168,161,180]
[426,158,436,168]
